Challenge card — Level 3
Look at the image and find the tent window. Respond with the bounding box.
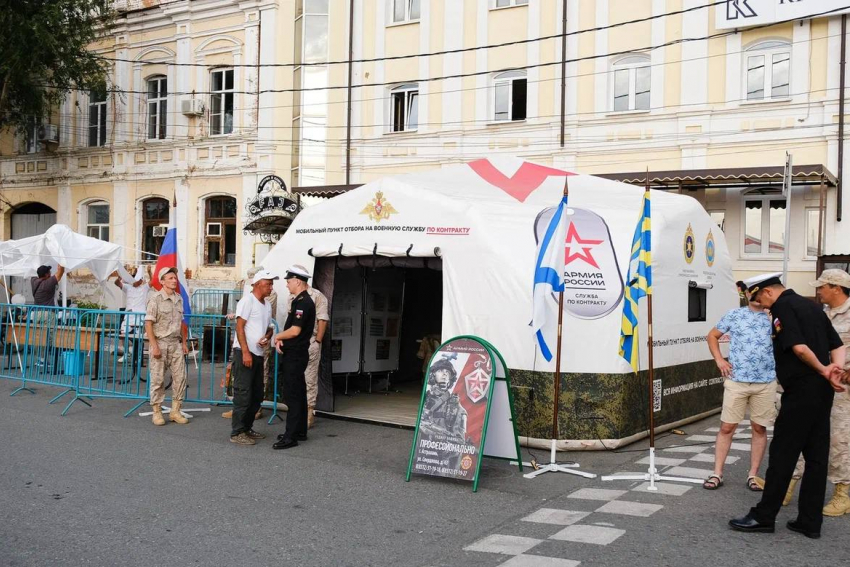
[86,201,110,242]
[688,287,706,322]
[142,197,169,262]
[205,196,237,266]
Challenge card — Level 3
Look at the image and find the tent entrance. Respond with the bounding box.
[312,257,442,427]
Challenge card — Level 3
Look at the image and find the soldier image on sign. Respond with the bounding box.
[420,356,469,446]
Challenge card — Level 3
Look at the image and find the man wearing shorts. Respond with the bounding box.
[704,279,777,490]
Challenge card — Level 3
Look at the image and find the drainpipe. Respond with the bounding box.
[559,0,567,148]
[345,0,355,185]
[838,15,846,222]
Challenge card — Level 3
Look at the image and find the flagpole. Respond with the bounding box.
[524,176,596,480]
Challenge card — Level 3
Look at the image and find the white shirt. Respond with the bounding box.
[123,272,150,327]
[233,293,272,356]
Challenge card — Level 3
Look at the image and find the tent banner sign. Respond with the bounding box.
[406,336,522,492]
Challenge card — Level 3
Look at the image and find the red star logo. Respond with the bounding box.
[564,223,603,269]
[464,367,490,403]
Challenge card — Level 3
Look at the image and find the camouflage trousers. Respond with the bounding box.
[791,388,850,483]
[305,341,321,407]
[149,338,186,405]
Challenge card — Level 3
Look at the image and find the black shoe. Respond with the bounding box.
[787,520,821,539]
[273,438,298,450]
[728,513,775,533]
[277,433,307,441]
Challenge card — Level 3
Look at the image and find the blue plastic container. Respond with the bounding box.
[63,351,86,377]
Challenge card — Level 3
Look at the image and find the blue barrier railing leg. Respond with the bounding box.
[61,395,92,416]
[123,399,147,418]
[48,388,73,404]
[10,385,36,396]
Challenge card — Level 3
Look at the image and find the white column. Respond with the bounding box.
[725,33,742,106]
[442,0,463,129]
[650,0,666,110]
[114,47,131,143]
[593,0,608,114]
[243,15,260,131]
[175,178,189,266]
[350,0,363,177]
[372,5,386,138]
[680,0,708,107]
[791,19,811,105]
[474,0,489,123]
[57,183,73,226]
[133,64,144,141]
[241,173,257,273]
[417,0,430,133]
[526,0,540,122]
[564,0,579,121]
[113,181,129,250]
[175,28,192,140]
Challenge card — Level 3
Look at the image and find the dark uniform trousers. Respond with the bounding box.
[280,352,309,440]
[231,348,265,437]
[751,379,834,530]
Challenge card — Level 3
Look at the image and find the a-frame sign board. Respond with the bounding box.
[405,336,522,492]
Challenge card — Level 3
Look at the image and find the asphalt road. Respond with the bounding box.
[0,380,846,567]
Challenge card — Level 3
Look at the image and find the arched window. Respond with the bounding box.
[390,83,419,132]
[744,40,790,101]
[142,197,169,261]
[493,70,527,122]
[611,55,650,112]
[147,76,168,140]
[204,196,237,266]
[84,201,110,241]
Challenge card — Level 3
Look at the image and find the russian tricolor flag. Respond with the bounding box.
[151,227,192,324]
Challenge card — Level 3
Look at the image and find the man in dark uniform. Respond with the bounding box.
[272,265,316,450]
[729,275,846,539]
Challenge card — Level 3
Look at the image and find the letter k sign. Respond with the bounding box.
[468,159,574,202]
[727,0,757,20]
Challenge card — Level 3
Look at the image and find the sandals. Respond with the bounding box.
[703,474,723,490]
[747,476,765,492]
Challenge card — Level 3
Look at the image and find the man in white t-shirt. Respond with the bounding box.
[115,265,151,376]
[229,269,277,446]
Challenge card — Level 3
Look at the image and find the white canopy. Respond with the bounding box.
[263,157,737,374]
[0,224,131,282]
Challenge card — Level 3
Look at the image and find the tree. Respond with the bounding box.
[0,0,116,135]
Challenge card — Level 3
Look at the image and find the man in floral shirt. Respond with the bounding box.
[704,277,777,491]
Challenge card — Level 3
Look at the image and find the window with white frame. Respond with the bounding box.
[743,190,786,256]
[805,208,823,258]
[204,196,237,266]
[210,68,234,135]
[612,55,650,112]
[744,41,790,101]
[392,0,420,23]
[494,0,528,8]
[88,89,107,147]
[85,201,110,241]
[390,84,419,132]
[493,70,527,122]
[147,76,167,140]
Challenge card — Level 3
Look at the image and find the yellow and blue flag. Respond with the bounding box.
[619,189,652,373]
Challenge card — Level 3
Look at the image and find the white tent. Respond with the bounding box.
[263,157,738,445]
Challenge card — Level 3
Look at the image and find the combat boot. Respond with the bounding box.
[783,478,798,506]
[169,400,189,424]
[823,483,850,516]
[307,406,315,429]
[152,404,166,426]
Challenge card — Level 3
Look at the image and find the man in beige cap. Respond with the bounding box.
[285,264,329,428]
[811,269,850,516]
[145,267,189,426]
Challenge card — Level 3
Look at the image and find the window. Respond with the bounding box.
[210,69,234,135]
[390,84,419,132]
[495,0,528,7]
[25,117,39,154]
[392,0,420,23]
[147,76,167,140]
[708,210,726,232]
[85,202,110,241]
[744,41,790,101]
[743,191,786,256]
[89,89,107,147]
[806,208,822,258]
[493,71,527,122]
[612,56,651,112]
[142,198,169,261]
[204,197,237,266]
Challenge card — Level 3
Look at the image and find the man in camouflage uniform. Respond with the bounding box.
[812,269,850,516]
[145,267,189,426]
[421,357,468,444]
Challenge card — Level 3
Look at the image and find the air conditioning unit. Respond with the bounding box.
[206,222,221,236]
[152,225,169,237]
[181,98,205,116]
[37,124,59,144]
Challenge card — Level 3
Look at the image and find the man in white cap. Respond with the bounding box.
[729,274,845,538]
[229,269,277,446]
[285,264,329,429]
[145,267,190,426]
[272,265,316,450]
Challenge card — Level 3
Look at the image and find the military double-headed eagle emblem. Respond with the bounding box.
[360,191,398,222]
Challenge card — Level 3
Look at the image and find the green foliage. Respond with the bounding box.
[0,0,116,134]
[74,300,105,311]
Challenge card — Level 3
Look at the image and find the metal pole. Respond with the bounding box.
[647,293,655,448]
[559,0,567,148]
[818,175,825,257]
[782,153,792,285]
[345,0,355,185]
[552,176,570,440]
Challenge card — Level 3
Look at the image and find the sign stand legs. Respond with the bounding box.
[523,439,596,479]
